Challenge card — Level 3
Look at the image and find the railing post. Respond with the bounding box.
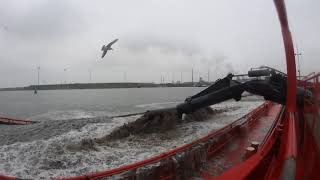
[274,0,297,112]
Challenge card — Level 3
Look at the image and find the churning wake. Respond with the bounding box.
[0,99,263,179]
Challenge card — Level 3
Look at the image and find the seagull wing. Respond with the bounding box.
[107,39,118,48]
[101,45,105,51]
[101,50,108,58]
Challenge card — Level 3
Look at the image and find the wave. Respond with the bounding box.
[135,101,180,109]
[27,110,122,121]
[0,101,263,179]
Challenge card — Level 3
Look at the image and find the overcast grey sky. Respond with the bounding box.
[0,0,319,88]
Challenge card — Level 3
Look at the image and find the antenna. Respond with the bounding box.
[160,75,165,84]
[63,68,67,84]
[171,72,174,83]
[34,66,40,94]
[295,45,302,79]
[37,66,40,89]
[192,68,194,86]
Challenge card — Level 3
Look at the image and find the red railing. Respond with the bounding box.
[58,103,270,180]
[0,102,271,180]
[302,72,320,83]
[0,116,35,125]
[301,73,320,100]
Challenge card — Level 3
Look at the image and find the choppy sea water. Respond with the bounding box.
[0,88,263,179]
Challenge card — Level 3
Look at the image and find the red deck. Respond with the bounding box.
[200,104,282,178]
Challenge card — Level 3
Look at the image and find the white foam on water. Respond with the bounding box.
[135,101,180,109]
[27,110,125,121]
[0,115,139,179]
[0,100,263,179]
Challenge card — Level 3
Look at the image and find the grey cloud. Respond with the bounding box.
[0,1,86,43]
[122,36,202,57]
[0,0,319,87]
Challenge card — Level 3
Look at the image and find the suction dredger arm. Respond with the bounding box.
[176,67,288,115]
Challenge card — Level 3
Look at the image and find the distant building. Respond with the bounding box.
[195,77,210,87]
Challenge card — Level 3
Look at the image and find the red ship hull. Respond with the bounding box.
[1,0,319,179]
[54,74,319,180]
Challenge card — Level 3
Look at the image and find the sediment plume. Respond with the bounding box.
[183,107,225,122]
[65,106,226,152]
[96,106,224,143]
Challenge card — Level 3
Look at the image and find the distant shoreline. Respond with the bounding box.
[0,82,208,91]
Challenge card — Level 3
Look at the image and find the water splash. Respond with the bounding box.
[0,100,263,179]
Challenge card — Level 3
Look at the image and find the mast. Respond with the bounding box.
[192,68,194,86]
[172,72,174,83]
[295,45,302,79]
[37,66,40,89]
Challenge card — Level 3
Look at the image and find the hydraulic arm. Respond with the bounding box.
[176,67,292,116]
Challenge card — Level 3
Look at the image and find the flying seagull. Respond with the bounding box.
[101,39,118,58]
